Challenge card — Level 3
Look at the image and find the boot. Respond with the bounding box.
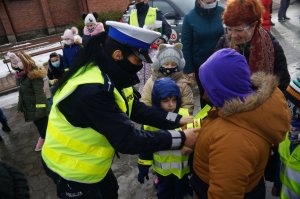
[34,137,45,152]
[2,123,11,133]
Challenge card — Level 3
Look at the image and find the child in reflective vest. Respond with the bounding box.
[138,77,193,198]
[272,73,300,198]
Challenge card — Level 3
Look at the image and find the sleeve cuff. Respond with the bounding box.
[169,130,184,149]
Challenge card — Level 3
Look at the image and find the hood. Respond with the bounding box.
[152,77,181,112]
[219,72,291,145]
[27,66,47,80]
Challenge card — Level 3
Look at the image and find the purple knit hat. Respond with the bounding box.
[199,48,254,107]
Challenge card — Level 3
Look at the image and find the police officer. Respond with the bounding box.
[41,21,199,199]
[129,0,172,45]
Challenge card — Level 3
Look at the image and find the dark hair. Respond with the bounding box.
[49,52,58,58]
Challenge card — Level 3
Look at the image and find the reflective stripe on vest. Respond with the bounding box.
[279,133,300,199]
[130,7,157,28]
[42,64,133,183]
[144,108,190,179]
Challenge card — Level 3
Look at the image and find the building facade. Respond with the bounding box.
[0,0,129,44]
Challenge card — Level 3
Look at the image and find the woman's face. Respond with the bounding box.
[198,0,217,8]
[225,22,257,45]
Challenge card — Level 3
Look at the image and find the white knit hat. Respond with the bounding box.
[152,43,185,70]
[84,13,97,25]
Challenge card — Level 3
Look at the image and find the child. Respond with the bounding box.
[61,28,82,69]
[272,73,300,198]
[82,12,105,46]
[12,51,50,151]
[141,43,194,114]
[138,77,192,199]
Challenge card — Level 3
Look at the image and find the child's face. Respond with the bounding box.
[162,61,177,68]
[160,96,177,112]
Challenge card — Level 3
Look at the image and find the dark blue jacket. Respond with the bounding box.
[62,44,81,68]
[182,4,224,74]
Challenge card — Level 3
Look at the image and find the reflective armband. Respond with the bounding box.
[186,118,201,129]
[138,158,153,166]
[64,68,69,72]
[194,104,212,119]
[36,104,46,108]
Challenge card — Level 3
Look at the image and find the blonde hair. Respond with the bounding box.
[16,51,36,72]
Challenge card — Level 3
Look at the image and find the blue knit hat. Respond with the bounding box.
[152,77,181,112]
[199,48,254,107]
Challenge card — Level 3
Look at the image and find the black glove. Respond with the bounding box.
[137,164,151,184]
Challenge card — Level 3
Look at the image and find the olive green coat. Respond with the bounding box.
[17,67,50,121]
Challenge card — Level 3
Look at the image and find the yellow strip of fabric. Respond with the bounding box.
[43,145,109,176]
[47,121,114,158]
[36,104,46,108]
[138,159,153,165]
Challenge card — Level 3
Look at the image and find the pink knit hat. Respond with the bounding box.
[61,29,74,40]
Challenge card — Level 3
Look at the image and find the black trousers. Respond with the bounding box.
[190,174,266,199]
[33,116,48,139]
[42,159,119,199]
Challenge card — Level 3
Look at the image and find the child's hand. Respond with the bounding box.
[181,146,193,155]
[183,128,200,149]
[179,116,194,126]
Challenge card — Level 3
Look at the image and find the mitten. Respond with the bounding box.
[137,163,151,184]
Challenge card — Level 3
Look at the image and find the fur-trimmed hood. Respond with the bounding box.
[220,72,278,116]
[27,66,47,80]
[218,72,290,145]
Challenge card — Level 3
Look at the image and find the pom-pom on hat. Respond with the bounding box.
[83,13,98,25]
[199,48,254,107]
[286,72,300,108]
[106,21,161,63]
[61,29,74,40]
[151,43,185,70]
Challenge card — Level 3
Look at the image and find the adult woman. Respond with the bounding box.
[191,48,290,199]
[215,0,290,91]
[182,0,224,107]
[13,51,49,151]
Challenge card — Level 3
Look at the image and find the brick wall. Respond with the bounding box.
[0,0,129,44]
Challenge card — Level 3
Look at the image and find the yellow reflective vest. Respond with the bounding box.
[42,64,134,183]
[279,133,300,199]
[143,108,190,179]
[130,7,157,28]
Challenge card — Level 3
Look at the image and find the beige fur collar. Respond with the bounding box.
[27,66,47,79]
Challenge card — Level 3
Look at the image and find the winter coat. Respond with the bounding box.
[182,4,224,74]
[82,23,105,46]
[193,73,291,199]
[47,54,65,81]
[261,0,272,31]
[215,32,290,91]
[141,70,194,114]
[17,67,50,122]
[62,43,81,68]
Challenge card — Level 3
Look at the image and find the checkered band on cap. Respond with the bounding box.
[286,73,300,107]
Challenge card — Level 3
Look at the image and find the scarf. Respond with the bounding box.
[224,26,274,74]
